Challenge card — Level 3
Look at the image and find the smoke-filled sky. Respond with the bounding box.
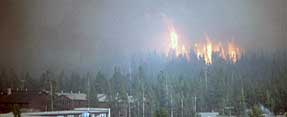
[0,0,286,73]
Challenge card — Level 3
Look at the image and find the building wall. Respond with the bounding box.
[0,89,49,113]
[54,95,88,110]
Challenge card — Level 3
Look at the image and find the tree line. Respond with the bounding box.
[0,50,287,116]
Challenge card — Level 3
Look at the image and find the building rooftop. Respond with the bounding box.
[57,92,87,101]
[97,94,108,102]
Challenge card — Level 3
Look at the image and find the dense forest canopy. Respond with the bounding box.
[0,50,286,116]
[0,0,286,116]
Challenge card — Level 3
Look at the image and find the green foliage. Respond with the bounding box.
[249,105,264,117]
[95,71,108,94]
[9,104,21,117]
[0,50,287,116]
[153,108,168,117]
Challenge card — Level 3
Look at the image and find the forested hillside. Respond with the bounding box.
[0,50,286,116]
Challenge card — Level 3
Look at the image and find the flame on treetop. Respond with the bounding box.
[165,23,243,64]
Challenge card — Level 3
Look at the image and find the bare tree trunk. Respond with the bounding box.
[205,66,208,89]
[181,97,184,117]
[142,90,145,117]
[170,94,173,117]
[137,101,140,117]
[128,100,131,117]
[194,96,197,117]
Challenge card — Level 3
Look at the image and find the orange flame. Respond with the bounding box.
[170,31,178,50]
[193,35,214,64]
[193,35,242,64]
[166,24,190,61]
[165,23,242,64]
[227,40,242,63]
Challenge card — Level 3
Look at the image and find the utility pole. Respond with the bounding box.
[88,75,90,108]
[49,80,54,111]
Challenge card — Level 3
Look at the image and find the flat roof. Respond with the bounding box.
[22,108,110,116]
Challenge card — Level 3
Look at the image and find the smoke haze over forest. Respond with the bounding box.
[1,1,287,116]
[0,0,286,74]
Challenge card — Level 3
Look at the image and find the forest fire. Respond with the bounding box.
[166,25,242,64]
[227,40,242,63]
[193,36,243,64]
[166,24,190,61]
[193,35,214,64]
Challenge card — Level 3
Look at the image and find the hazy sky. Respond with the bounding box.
[0,0,286,73]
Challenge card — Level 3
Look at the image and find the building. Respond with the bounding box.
[0,88,130,117]
[0,88,50,113]
[0,88,89,114]
[197,112,219,117]
[22,108,111,117]
[55,91,88,110]
[96,93,110,108]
